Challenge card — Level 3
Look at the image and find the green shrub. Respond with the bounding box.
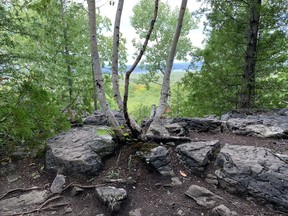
[0,81,70,158]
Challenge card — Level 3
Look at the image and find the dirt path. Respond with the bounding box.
[0,132,287,216]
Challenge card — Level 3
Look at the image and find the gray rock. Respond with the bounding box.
[6,174,20,183]
[205,174,218,185]
[176,140,221,174]
[84,110,126,126]
[50,174,65,194]
[215,144,288,211]
[171,117,222,133]
[176,209,185,216]
[165,123,187,136]
[211,204,238,216]
[129,208,142,216]
[45,126,115,175]
[96,186,127,212]
[0,190,49,215]
[171,177,182,186]
[224,113,288,138]
[65,207,73,213]
[146,121,171,137]
[71,186,84,196]
[141,145,174,176]
[185,185,222,208]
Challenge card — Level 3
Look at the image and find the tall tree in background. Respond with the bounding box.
[176,0,288,116]
[238,0,261,108]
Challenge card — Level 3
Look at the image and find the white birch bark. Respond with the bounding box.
[154,0,188,120]
[111,0,124,111]
[87,0,123,137]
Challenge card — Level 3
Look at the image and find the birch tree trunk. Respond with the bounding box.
[154,0,188,120]
[123,0,159,138]
[87,0,123,138]
[111,0,124,111]
[238,0,261,109]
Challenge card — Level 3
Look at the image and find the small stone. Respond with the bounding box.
[6,174,20,183]
[205,174,218,185]
[65,207,73,213]
[71,186,84,196]
[171,177,182,186]
[96,214,105,216]
[50,174,66,194]
[211,204,238,216]
[185,185,222,208]
[31,172,40,179]
[177,209,185,216]
[166,142,175,146]
[129,208,142,216]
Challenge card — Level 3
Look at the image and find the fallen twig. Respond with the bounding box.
[0,186,42,201]
[38,195,62,211]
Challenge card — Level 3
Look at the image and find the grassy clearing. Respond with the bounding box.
[119,71,185,122]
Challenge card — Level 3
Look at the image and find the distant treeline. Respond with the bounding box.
[102,62,202,73]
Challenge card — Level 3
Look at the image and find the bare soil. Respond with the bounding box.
[1,131,288,216]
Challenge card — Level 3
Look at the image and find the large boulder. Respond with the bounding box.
[46,126,116,175]
[176,140,220,174]
[222,109,288,138]
[215,144,288,212]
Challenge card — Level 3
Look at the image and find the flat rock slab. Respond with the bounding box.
[223,109,288,138]
[46,126,115,175]
[215,144,288,212]
[96,186,127,212]
[84,110,126,126]
[185,185,222,208]
[0,189,49,215]
[176,140,220,174]
[171,117,222,133]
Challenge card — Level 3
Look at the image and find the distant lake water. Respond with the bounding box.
[102,62,202,74]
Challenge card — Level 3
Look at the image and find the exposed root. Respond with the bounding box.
[9,203,69,216]
[0,186,42,201]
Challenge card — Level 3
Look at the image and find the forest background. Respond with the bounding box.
[0,0,287,157]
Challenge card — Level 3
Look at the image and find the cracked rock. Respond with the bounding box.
[96,186,127,211]
[140,145,174,176]
[45,126,115,175]
[215,144,288,212]
[176,140,220,174]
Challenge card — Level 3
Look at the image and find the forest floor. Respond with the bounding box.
[0,131,288,216]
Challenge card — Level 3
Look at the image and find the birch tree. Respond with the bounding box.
[87,0,124,138]
[154,0,188,120]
